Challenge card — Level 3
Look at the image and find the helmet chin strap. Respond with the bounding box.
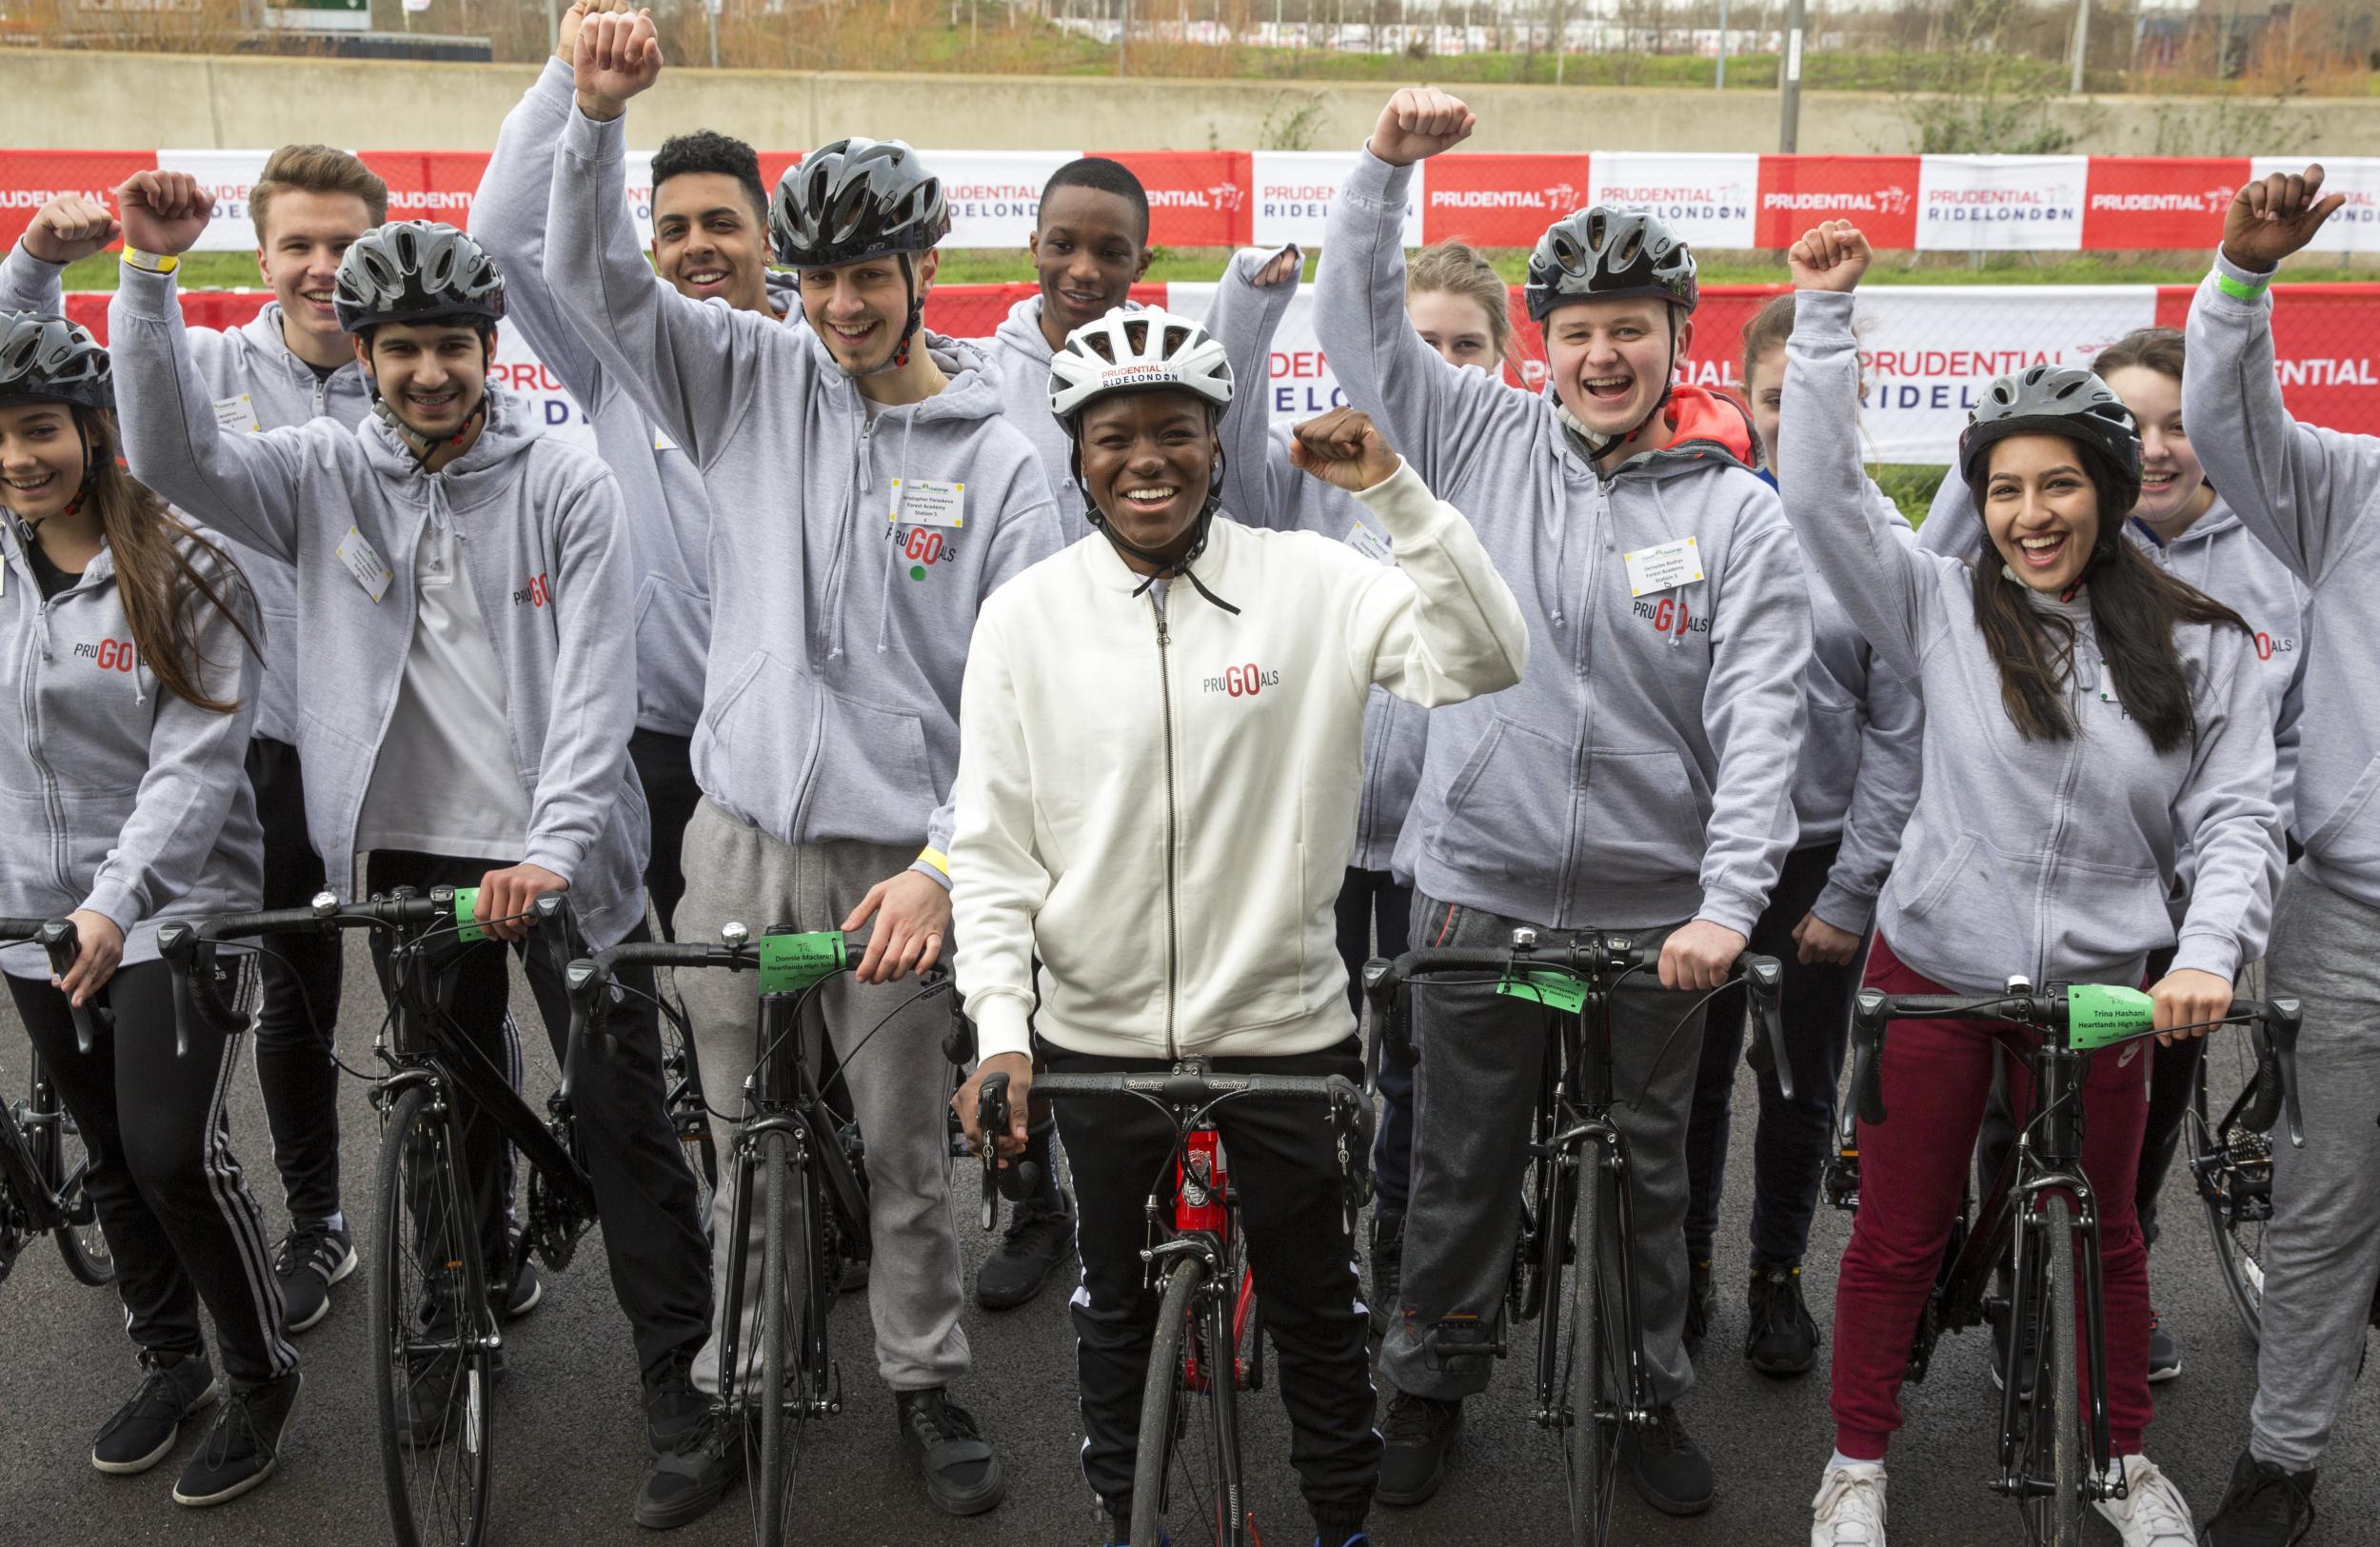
[364,332,493,472]
[843,254,925,381]
[12,413,96,546]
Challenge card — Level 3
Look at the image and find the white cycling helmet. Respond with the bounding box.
[1048,307,1234,433]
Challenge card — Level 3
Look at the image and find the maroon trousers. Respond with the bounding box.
[1829,935,2153,1460]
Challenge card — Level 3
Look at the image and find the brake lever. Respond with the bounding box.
[1740,955,1793,1103]
[973,1071,1040,1230]
[38,919,109,1057]
[1852,988,1890,1127]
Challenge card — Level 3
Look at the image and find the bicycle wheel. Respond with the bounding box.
[750,1127,811,1547]
[2015,1195,2088,1547]
[370,1084,495,1547]
[1557,1148,1614,1547]
[2190,1037,2271,1342]
[1131,1255,1247,1547]
[30,1053,111,1286]
[660,1004,718,1221]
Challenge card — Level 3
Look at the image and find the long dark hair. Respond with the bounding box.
[73,409,261,713]
[1967,443,2244,754]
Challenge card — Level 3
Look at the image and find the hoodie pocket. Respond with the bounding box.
[1896,832,1976,919]
[632,574,711,724]
[1424,718,1576,882]
[803,688,937,845]
[2301,754,2380,877]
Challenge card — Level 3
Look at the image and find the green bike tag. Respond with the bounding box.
[2067,983,2156,1050]
[452,886,486,944]
[758,932,846,996]
[1497,970,1587,1015]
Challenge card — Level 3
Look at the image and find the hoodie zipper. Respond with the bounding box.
[1154,601,1181,1061]
[2033,654,2091,984]
[21,578,79,893]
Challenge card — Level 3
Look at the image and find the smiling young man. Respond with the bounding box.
[949,309,1526,1547]
[543,10,1063,1528]
[106,188,715,1528]
[972,156,1155,499]
[474,0,797,959]
[0,149,383,1339]
[1313,89,1813,1517]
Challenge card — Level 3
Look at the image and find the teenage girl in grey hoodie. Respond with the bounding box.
[1782,222,2282,1547]
[0,312,299,1505]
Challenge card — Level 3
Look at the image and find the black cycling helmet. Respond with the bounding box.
[1525,206,1699,325]
[0,311,112,414]
[1958,364,2142,510]
[333,221,506,336]
[770,138,950,269]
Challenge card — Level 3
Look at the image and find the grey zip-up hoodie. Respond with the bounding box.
[1920,466,2308,832]
[109,267,651,949]
[1315,147,1812,936]
[2,245,367,747]
[544,105,1066,882]
[2183,254,2380,908]
[0,525,262,978]
[1204,245,1428,874]
[1785,288,2282,991]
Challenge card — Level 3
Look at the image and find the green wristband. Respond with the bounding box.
[2215,270,2271,303]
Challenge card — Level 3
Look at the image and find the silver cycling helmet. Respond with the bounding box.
[1958,363,2142,509]
[0,311,111,413]
[1047,307,1234,431]
[333,221,506,335]
[1525,206,1699,324]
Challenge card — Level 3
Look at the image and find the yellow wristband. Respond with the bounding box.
[917,847,950,878]
[121,248,179,275]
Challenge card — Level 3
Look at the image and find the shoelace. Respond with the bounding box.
[904,1392,982,1444]
[1638,1404,1692,1454]
[197,1389,269,1470]
[1380,1395,1450,1445]
[124,1361,197,1423]
[996,1204,1070,1255]
[1813,1467,1886,1544]
[2116,1463,2194,1540]
[272,1231,318,1278]
[2231,1464,2316,1539]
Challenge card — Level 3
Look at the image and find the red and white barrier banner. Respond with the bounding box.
[64,279,2380,465]
[15,149,2380,255]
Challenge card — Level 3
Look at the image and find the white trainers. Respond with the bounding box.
[2095,1453,2195,1546]
[1811,1460,1888,1547]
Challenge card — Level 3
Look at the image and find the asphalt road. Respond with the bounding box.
[3,940,2372,1547]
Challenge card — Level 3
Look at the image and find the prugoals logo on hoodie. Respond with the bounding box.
[1203,662,1282,698]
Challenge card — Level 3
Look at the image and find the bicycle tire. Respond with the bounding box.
[2016,1195,2087,1547]
[660,1005,718,1220]
[1559,1150,1611,1547]
[753,1126,802,1547]
[30,1053,111,1286]
[2191,1042,2270,1343]
[371,1084,494,1547]
[1131,1255,1247,1547]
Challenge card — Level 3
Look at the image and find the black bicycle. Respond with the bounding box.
[569,922,887,1547]
[2184,1004,2302,1343]
[165,885,600,1547]
[1829,976,2301,1546]
[980,1059,1373,1547]
[1361,931,1786,1547]
[0,918,113,1288]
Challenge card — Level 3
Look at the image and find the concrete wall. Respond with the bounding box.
[7,47,2379,157]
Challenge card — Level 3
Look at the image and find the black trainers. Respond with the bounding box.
[272,1223,357,1336]
[2147,1307,2180,1383]
[91,1349,218,1475]
[635,1410,744,1529]
[975,1194,1076,1311]
[2205,1449,2316,1547]
[1744,1263,1820,1376]
[895,1388,1004,1516]
[1684,1256,1716,1350]
[1376,1390,1461,1507]
[172,1369,300,1507]
[642,1358,708,1457]
[1369,1209,1405,1339]
[1619,1402,1714,1517]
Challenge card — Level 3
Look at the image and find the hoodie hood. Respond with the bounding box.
[980,293,1144,502]
[358,384,545,486]
[1557,382,1761,484]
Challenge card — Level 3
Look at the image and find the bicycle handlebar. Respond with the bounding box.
[1360,937,1793,1101]
[1848,985,2305,1147]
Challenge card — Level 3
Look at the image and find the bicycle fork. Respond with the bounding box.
[1993,1168,2120,1507]
[717,1111,843,1421]
[1534,1120,1651,1438]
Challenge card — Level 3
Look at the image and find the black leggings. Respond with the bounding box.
[9,962,297,1389]
[246,736,347,1231]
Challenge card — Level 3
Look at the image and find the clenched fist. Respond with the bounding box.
[1289,407,1401,493]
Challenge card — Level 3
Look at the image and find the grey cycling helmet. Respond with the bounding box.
[1958,364,2142,508]
[770,138,949,268]
[0,311,111,413]
[1525,206,1699,324]
[333,221,506,335]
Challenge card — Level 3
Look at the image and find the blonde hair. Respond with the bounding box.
[1407,240,1518,371]
[250,144,388,247]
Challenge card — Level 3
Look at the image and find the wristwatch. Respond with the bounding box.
[120,248,179,275]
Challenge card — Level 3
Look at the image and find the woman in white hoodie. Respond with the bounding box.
[947,307,1526,1547]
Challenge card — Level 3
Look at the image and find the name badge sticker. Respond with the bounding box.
[1621,536,1705,597]
[892,478,965,529]
[212,393,264,435]
[1344,522,1394,566]
[336,526,393,604]
[653,424,680,453]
